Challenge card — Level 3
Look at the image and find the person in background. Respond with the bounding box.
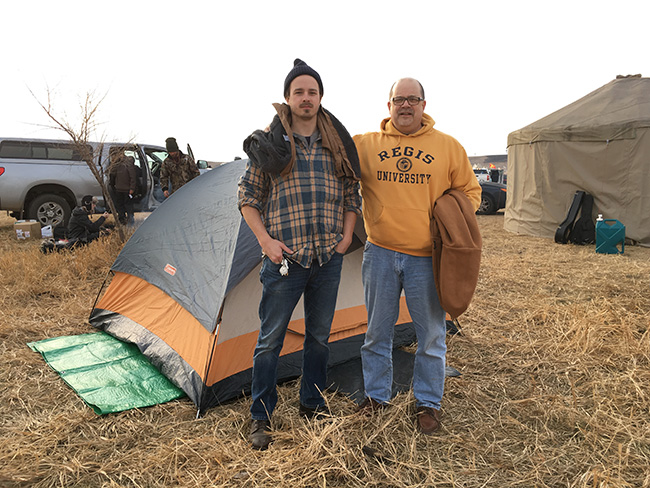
[353,77,481,435]
[68,195,110,244]
[238,59,361,450]
[160,137,200,197]
[109,154,136,225]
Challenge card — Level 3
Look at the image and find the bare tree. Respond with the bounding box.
[30,87,126,241]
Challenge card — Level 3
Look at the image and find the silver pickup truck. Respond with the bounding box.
[0,137,172,227]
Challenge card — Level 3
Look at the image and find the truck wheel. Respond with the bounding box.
[28,194,71,228]
[477,194,496,215]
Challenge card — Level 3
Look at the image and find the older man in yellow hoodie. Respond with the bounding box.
[353,78,481,434]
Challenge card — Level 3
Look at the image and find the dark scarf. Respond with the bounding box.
[243,103,360,180]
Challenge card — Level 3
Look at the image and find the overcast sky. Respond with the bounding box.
[2,0,648,162]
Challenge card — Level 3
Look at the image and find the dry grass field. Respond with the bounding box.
[1,211,649,488]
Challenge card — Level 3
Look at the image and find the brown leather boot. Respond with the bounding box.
[416,406,441,434]
[249,419,272,450]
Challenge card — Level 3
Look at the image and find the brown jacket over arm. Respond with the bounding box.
[431,189,482,319]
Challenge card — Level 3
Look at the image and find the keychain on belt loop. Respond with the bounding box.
[279,257,289,276]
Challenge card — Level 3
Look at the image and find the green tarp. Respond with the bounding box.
[28,332,185,415]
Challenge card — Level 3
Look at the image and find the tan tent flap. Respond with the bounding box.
[208,298,414,386]
[287,297,412,336]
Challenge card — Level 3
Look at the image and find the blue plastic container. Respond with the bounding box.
[596,219,625,254]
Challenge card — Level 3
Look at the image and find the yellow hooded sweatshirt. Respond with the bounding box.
[354,113,481,257]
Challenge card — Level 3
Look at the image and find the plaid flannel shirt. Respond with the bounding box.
[238,133,361,268]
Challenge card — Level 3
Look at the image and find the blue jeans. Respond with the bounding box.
[361,242,447,409]
[250,253,344,420]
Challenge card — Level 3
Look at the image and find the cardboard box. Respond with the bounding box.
[14,220,42,240]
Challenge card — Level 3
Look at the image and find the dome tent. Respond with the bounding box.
[89,159,417,414]
[504,75,650,246]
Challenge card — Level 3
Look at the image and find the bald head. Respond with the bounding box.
[389,78,425,101]
[388,78,427,135]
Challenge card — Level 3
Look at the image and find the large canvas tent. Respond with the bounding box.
[504,75,650,246]
[89,160,416,414]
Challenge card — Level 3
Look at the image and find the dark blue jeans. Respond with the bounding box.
[250,253,344,421]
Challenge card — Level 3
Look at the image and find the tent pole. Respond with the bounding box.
[88,270,114,320]
[196,319,221,418]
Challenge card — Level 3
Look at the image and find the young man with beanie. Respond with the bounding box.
[238,59,361,450]
[68,195,110,243]
[160,137,200,197]
[353,78,481,434]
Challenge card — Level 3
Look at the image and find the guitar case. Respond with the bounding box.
[555,191,585,244]
[555,190,596,245]
[569,193,595,245]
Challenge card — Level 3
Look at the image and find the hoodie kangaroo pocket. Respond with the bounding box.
[371,206,431,251]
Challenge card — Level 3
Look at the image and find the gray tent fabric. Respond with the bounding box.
[110,160,260,333]
[504,75,650,246]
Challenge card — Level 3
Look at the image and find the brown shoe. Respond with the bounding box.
[250,419,272,450]
[356,397,387,414]
[416,407,441,434]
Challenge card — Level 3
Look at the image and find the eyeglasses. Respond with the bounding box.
[391,96,424,106]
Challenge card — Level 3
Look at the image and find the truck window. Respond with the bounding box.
[47,145,78,160]
[0,140,91,160]
[145,149,167,177]
[124,150,142,167]
[0,141,31,158]
[32,145,48,159]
